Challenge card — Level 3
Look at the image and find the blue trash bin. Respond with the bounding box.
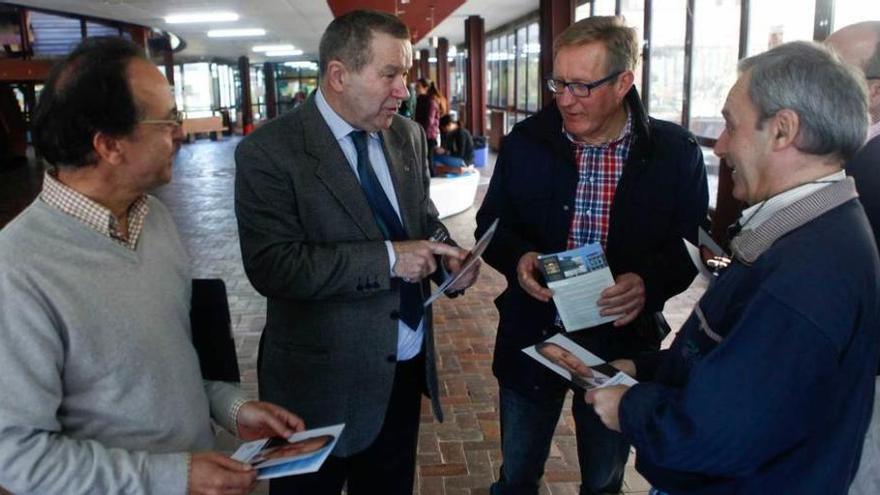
[473,135,488,167]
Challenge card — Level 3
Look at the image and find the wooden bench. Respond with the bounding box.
[181,116,227,142]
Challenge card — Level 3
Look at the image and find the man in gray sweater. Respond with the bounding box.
[0,38,304,495]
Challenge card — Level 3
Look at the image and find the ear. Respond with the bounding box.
[615,70,635,100]
[325,60,347,93]
[868,80,880,118]
[91,131,126,166]
[770,108,800,151]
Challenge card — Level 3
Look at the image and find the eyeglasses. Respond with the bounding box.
[546,71,623,98]
[140,109,184,128]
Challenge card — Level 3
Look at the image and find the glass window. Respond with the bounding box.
[690,0,741,139]
[182,63,214,118]
[85,21,117,38]
[701,145,720,210]
[527,22,541,112]
[499,35,509,107]
[747,0,814,56]
[250,67,265,121]
[649,0,686,123]
[575,2,591,21]
[517,26,528,110]
[173,65,184,110]
[507,32,516,108]
[833,0,880,30]
[620,0,645,95]
[594,0,616,16]
[29,11,81,57]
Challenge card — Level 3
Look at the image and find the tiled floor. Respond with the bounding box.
[1,137,707,495]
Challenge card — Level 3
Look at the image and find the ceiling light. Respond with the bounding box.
[207,28,266,38]
[252,44,296,52]
[265,49,304,57]
[165,12,239,24]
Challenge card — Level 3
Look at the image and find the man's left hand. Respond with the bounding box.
[585,385,629,432]
[597,272,645,327]
[236,401,305,440]
[444,253,481,292]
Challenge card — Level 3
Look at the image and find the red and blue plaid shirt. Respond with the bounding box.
[565,112,633,250]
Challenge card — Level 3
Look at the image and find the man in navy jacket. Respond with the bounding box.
[827,21,880,495]
[588,41,880,495]
[475,16,708,495]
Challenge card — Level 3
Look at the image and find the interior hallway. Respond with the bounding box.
[0,137,707,495]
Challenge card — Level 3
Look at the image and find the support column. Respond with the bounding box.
[436,37,449,103]
[127,26,150,57]
[464,15,486,137]
[163,36,175,89]
[419,49,430,81]
[18,8,31,57]
[238,56,253,135]
[264,62,277,120]
[539,0,575,107]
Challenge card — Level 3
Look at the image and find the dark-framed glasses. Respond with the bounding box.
[140,109,184,128]
[546,70,623,98]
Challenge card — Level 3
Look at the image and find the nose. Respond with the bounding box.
[392,75,409,100]
[555,87,575,107]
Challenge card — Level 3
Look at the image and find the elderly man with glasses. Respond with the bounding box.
[476,16,708,495]
[0,37,305,495]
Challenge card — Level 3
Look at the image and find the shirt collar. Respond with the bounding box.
[738,170,846,232]
[868,120,880,143]
[39,170,149,250]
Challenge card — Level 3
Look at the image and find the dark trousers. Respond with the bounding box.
[269,353,425,495]
[490,385,630,495]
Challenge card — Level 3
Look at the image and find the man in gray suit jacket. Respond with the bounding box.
[234,9,479,495]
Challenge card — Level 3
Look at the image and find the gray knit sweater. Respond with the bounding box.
[0,197,246,494]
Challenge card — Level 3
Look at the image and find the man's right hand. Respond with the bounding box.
[516,252,552,302]
[392,240,466,282]
[189,452,256,495]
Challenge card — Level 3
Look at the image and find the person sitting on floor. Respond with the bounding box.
[433,113,475,176]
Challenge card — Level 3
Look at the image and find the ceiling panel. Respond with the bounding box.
[9,0,540,63]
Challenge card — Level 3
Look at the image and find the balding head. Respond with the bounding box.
[827,22,880,124]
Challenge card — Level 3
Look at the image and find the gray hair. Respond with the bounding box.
[553,16,639,74]
[318,9,410,78]
[739,41,868,162]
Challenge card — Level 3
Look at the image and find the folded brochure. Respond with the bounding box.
[231,424,344,480]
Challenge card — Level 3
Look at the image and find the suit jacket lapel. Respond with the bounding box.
[301,97,381,239]
[380,124,420,237]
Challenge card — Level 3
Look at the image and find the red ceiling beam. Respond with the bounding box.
[0,59,54,82]
[326,0,465,44]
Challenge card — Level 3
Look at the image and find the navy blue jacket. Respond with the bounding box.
[846,134,880,374]
[475,89,709,396]
[621,199,880,494]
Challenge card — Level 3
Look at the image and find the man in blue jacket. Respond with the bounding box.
[475,16,708,495]
[588,41,880,495]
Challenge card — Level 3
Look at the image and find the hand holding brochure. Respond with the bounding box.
[537,243,616,331]
[523,333,637,390]
[424,218,498,306]
[231,424,344,480]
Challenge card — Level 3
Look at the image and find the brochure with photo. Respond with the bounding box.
[231,424,345,480]
[523,333,638,390]
[424,217,498,306]
[537,243,616,331]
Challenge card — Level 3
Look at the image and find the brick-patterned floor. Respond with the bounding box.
[1,137,707,494]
